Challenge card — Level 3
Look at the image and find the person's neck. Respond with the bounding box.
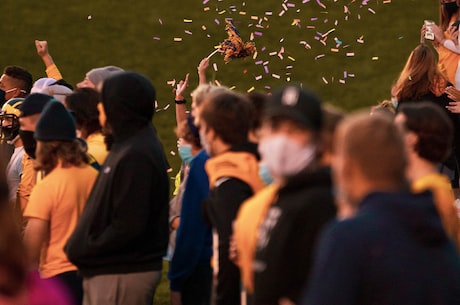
[406,154,437,183]
[212,139,231,156]
[353,177,405,205]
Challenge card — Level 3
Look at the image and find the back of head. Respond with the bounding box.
[87,66,124,90]
[101,72,155,139]
[19,93,54,118]
[31,78,73,104]
[3,66,33,95]
[393,44,440,102]
[200,89,252,146]
[335,112,407,183]
[398,102,453,163]
[246,91,268,132]
[34,101,76,142]
[65,88,101,137]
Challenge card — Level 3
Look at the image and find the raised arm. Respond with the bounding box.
[35,40,63,80]
[175,73,189,127]
[197,58,210,85]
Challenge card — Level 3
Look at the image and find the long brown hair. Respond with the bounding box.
[393,44,447,102]
[34,140,89,174]
[440,0,460,31]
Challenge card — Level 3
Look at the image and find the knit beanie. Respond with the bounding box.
[34,101,76,141]
[86,66,124,89]
[19,93,54,117]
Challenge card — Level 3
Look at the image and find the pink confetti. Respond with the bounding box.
[272,74,281,79]
[184,30,192,35]
[316,0,326,9]
[153,37,160,40]
[215,19,220,25]
[315,54,325,60]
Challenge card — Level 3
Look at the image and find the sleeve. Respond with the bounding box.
[300,223,360,305]
[23,182,52,221]
[17,155,35,211]
[45,63,63,80]
[83,153,164,255]
[168,159,211,291]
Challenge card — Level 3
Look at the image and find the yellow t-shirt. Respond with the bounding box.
[437,17,460,85]
[86,132,108,165]
[412,173,460,249]
[23,164,98,278]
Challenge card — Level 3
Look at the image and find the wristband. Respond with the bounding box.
[175,99,186,105]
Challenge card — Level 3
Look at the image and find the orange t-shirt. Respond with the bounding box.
[23,164,98,278]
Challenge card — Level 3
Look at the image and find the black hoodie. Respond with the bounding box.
[65,72,170,276]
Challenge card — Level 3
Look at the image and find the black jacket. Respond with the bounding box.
[253,166,336,305]
[65,125,170,277]
[204,143,263,305]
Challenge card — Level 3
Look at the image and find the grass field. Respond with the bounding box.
[0,1,439,304]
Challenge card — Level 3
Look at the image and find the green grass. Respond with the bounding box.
[0,1,439,303]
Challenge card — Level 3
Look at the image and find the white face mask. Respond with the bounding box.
[258,134,316,179]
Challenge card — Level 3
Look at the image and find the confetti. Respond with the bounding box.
[87,15,92,20]
[346,52,355,57]
[272,73,281,79]
[185,30,193,35]
[213,63,218,71]
[368,8,376,14]
[322,77,328,84]
[183,19,193,23]
[174,37,183,42]
[316,0,327,9]
[315,54,325,60]
[247,86,255,93]
[255,75,263,80]
[288,56,296,61]
[372,56,379,60]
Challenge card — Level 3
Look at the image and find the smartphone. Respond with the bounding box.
[424,20,435,41]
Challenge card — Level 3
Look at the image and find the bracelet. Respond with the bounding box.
[175,99,186,105]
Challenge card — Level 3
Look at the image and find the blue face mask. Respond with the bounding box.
[259,162,274,185]
[178,144,194,164]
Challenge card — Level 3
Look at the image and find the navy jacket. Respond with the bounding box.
[303,191,460,305]
[168,150,212,291]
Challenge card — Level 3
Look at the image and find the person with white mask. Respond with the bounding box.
[233,86,336,305]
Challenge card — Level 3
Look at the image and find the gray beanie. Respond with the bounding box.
[86,66,124,89]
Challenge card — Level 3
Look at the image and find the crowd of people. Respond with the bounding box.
[1,1,460,305]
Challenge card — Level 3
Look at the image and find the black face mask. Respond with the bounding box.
[18,130,36,159]
[0,90,6,107]
[444,1,459,15]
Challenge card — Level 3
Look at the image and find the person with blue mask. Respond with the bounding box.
[169,115,213,305]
